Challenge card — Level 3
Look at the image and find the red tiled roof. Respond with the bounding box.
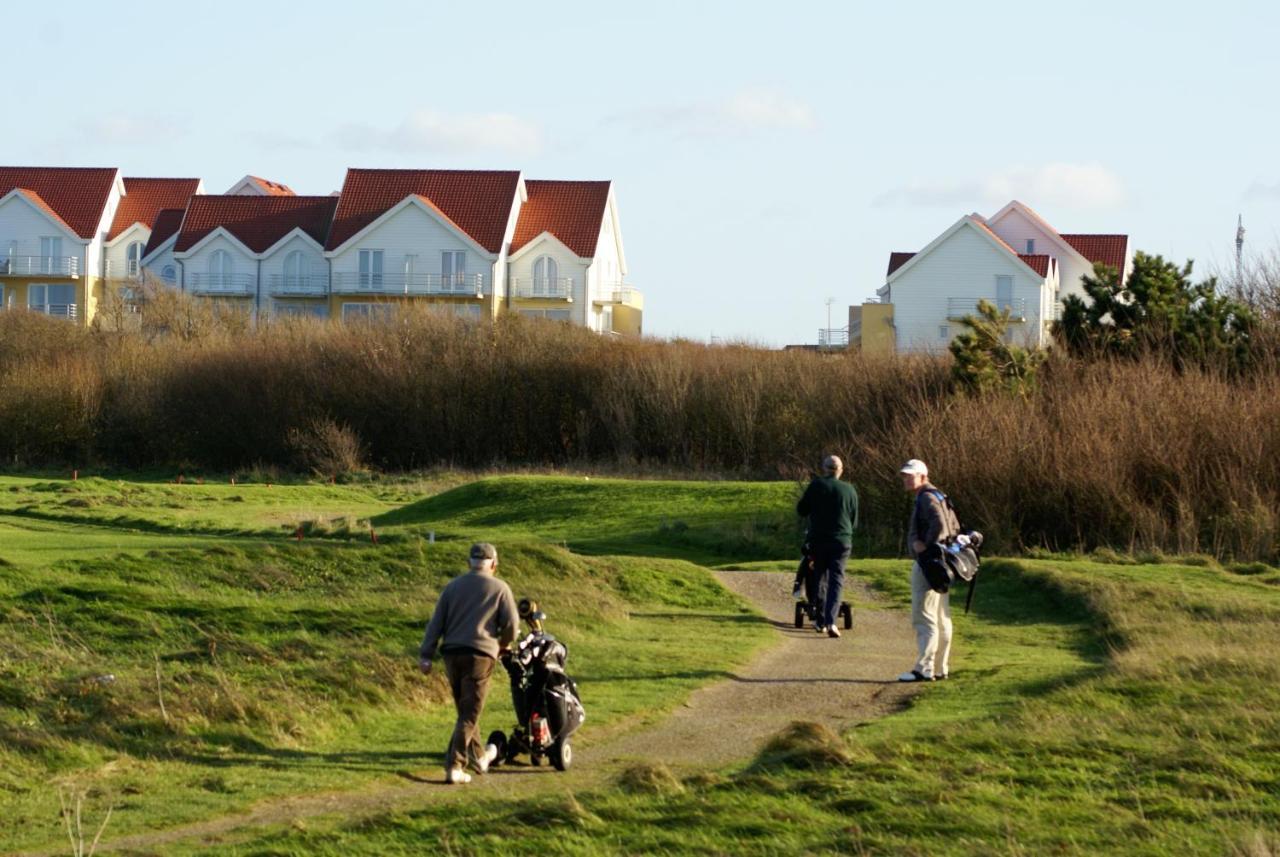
[109,177,201,241]
[175,195,338,254]
[886,251,916,277]
[142,208,185,258]
[1017,254,1051,277]
[246,176,294,196]
[969,214,1022,257]
[0,166,118,239]
[327,169,521,252]
[1060,234,1128,275]
[511,180,611,258]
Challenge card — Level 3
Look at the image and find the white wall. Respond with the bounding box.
[141,242,180,287]
[328,203,494,292]
[261,233,326,283]
[104,223,150,278]
[987,208,1094,303]
[176,233,257,283]
[509,236,590,325]
[886,223,1047,353]
[86,180,122,279]
[0,196,87,274]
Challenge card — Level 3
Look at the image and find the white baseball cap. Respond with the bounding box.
[899,459,929,476]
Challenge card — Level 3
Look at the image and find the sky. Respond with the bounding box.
[8,0,1280,345]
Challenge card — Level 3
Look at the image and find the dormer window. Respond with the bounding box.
[1025,239,1035,254]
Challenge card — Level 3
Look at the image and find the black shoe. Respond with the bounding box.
[897,670,934,683]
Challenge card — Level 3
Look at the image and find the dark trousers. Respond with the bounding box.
[811,541,850,628]
[443,652,495,771]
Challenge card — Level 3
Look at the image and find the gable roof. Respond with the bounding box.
[142,208,185,258]
[511,180,611,258]
[1060,234,1128,275]
[886,251,916,277]
[108,177,201,241]
[327,169,521,252]
[231,175,295,196]
[174,195,338,254]
[0,166,118,239]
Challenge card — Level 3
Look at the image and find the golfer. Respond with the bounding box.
[419,542,519,784]
[796,454,859,638]
[898,459,959,682]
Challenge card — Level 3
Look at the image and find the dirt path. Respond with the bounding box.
[53,572,916,856]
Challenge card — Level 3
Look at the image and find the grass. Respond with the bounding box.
[196,557,1280,856]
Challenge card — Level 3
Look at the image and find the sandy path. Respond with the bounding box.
[35,572,916,856]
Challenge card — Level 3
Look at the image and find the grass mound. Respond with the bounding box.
[751,721,851,772]
[617,761,685,795]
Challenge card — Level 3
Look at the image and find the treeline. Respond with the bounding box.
[0,307,1277,561]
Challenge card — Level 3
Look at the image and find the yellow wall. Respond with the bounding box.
[850,303,894,355]
[327,294,496,320]
[612,305,643,337]
[0,276,94,327]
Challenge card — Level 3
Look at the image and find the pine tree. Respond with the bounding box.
[950,299,1045,396]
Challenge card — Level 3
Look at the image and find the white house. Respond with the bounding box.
[138,208,186,286]
[103,177,203,281]
[875,201,1129,353]
[224,175,295,196]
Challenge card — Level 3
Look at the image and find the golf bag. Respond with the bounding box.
[793,544,853,630]
[919,530,985,613]
[487,600,585,772]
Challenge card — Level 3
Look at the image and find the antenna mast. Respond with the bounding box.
[1236,214,1246,284]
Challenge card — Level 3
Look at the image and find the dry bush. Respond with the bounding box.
[1,307,1278,560]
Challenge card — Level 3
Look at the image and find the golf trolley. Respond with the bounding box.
[792,552,853,630]
[487,599,585,772]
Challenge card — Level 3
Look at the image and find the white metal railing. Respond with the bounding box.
[0,255,80,276]
[512,276,573,300]
[104,260,142,279]
[946,297,1027,321]
[268,274,328,296]
[594,284,641,305]
[331,271,485,297]
[818,327,849,347]
[30,303,78,320]
[1053,300,1065,321]
[189,273,256,294]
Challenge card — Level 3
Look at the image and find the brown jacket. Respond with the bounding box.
[907,483,960,557]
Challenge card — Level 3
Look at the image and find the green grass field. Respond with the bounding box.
[2,474,1278,855]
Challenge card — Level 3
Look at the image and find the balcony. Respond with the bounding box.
[331,271,485,297]
[0,254,80,277]
[593,284,643,308]
[946,298,1026,321]
[268,274,328,297]
[818,327,849,348]
[512,276,573,300]
[104,260,142,280]
[189,273,256,295]
[30,303,78,320]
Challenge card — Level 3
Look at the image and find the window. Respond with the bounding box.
[938,324,949,340]
[1025,239,1035,254]
[519,308,571,322]
[284,251,306,289]
[40,237,63,274]
[275,302,329,319]
[29,283,76,318]
[442,251,466,290]
[358,250,384,289]
[403,254,417,285]
[996,275,1014,311]
[209,250,233,286]
[160,265,177,284]
[126,241,143,276]
[0,284,6,308]
[532,255,558,296]
[601,306,613,333]
[342,302,395,323]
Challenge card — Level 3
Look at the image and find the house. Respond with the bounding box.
[104,177,204,281]
[170,194,339,317]
[860,201,1129,354]
[0,166,123,324]
[509,180,640,336]
[224,175,295,196]
[138,208,186,286]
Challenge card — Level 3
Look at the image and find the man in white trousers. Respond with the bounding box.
[898,459,959,683]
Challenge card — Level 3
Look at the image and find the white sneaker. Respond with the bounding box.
[475,743,499,774]
[446,768,472,784]
[897,670,934,683]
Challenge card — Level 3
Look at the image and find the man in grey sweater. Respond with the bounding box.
[419,542,520,784]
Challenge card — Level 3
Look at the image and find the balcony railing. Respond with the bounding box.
[0,255,80,277]
[946,298,1027,321]
[512,277,573,300]
[593,284,642,305]
[818,327,849,348]
[331,271,485,297]
[30,303,78,320]
[104,260,142,279]
[189,273,256,295]
[268,274,329,296]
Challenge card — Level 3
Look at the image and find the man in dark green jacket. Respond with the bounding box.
[796,455,859,638]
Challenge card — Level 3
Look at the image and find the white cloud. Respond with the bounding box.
[609,86,817,137]
[1244,180,1280,201]
[330,110,542,157]
[874,162,1126,210]
[78,115,188,146]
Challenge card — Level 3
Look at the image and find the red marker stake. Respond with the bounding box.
[370,527,379,545]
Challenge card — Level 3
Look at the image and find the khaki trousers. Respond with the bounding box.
[910,561,952,678]
[443,652,495,771]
